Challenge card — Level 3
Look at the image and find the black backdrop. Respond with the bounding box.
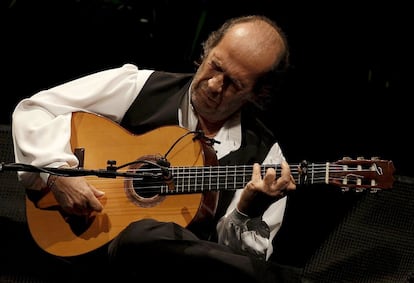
[1,2,414,281]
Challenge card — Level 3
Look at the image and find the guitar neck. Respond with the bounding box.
[138,159,393,195]
[165,164,319,193]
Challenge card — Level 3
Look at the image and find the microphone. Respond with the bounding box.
[193,130,221,146]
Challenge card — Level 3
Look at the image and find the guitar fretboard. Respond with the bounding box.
[129,163,338,195]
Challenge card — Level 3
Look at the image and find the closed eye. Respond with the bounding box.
[208,61,244,91]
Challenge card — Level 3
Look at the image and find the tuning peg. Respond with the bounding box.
[357,156,364,160]
[371,156,380,160]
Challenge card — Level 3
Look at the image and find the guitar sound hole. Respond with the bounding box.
[123,161,167,208]
[132,172,164,198]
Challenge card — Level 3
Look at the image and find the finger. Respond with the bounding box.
[91,186,105,198]
[263,167,276,186]
[251,163,262,182]
[273,162,291,187]
[280,161,291,177]
[280,161,296,190]
[88,196,104,213]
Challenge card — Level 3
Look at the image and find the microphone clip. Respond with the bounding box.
[193,130,221,146]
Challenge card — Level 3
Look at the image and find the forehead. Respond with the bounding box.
[210,22,282,81]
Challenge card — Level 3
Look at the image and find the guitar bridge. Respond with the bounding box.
[74,148,85,168]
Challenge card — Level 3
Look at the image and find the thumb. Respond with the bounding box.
[89,187,105,212]
[91,186,105,198]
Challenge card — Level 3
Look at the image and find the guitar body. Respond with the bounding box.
[26,112,219,257]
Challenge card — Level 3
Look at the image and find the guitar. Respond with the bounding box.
[25,112,395,257]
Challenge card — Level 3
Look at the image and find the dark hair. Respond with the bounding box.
[197,15,291,108]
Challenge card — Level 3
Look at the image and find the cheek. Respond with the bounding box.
[226,90,252,104]
[222,94,249,111]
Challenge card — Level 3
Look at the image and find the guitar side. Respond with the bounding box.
[25,112,213,257]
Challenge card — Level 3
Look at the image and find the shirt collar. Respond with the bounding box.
[179,90,242,159]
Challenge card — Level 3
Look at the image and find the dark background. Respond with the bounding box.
[1,0,412,177]
[1,2,414,282]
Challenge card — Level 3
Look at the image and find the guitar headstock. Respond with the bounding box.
[329,157,395,192]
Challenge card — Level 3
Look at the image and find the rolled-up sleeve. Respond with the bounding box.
[217,207,271,260]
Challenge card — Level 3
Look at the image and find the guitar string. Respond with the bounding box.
[83,163,383,194]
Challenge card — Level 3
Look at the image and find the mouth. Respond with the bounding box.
[203,88,221,107]
[206,95,219,107]
[194,82,220,109]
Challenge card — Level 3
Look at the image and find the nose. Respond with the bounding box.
[207,73,224,94]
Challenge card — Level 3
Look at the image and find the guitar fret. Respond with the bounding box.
[173,167,179,193]
[187,167,194,192]
[188,167,194,193]
[191,168,195,192]
[311,163,314,184]
[243,165,246,188]
[217,166,220,190]
[233,165,236,189]
[225,166,228,191]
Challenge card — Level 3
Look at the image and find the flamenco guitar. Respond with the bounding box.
[24,112,395,257]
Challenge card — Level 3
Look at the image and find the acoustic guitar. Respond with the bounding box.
[24,112,395,257]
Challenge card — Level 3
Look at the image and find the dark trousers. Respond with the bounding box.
[107,218,304,283]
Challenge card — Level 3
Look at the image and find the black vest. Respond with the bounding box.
[121,71,278,237]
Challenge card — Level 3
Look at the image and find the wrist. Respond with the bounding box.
[47,175,60,190]
[237,192,276,218]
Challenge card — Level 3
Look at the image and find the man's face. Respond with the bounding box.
[190,48,254,124]
[190,22,282,124]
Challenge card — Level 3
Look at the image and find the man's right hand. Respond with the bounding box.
[48,175,105,216]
